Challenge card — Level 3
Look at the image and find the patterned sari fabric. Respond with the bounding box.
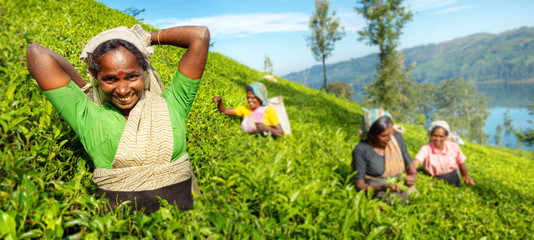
[381,136,406,177]
[92,91,197,193]
[241,106,268,133]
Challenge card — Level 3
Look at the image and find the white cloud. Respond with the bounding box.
[146,8,366,39]
[405,0,458,12]
[435,5,472,15]
[147,12,310,38]
[337,10,364,32]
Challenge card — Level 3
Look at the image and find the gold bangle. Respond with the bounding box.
[157,30,162,45]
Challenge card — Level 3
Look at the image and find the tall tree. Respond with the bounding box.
[355,0,413,111]
[412,81,438,126]
[503,110,513,147]
[515,101,534,146]
[495,124,503,146]
[307,0,345,90]
[264,55,273,75]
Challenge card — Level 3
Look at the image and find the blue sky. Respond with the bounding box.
[98,0,534,76]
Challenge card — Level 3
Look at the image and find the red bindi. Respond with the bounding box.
[117,71,124,77]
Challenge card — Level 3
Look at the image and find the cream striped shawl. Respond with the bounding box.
[92,91,197,192]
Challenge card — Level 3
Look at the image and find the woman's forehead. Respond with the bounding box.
[99,47,142,74]
[432,128,447,135]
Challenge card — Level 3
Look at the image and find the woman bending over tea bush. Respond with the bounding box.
[352,108,417,202]
[26,24,210,213]
[212,82,283,137]
[413,120,475,187]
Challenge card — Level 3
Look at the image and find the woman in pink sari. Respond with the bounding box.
[212,82,283,137]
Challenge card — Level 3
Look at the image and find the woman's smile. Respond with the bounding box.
[431,128,447,150]
[116,93,135,103]
[246,90,261,110]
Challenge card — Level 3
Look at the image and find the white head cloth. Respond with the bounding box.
[79,24,164,104]
[428,120,453,141]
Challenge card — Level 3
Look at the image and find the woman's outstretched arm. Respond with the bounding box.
[151,26,210,80]
[26,43,87,90]
[459,163,475,186]
[255,123,284,137]
[212,96,237,116]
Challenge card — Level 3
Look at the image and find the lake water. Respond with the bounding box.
[483,107,533,150]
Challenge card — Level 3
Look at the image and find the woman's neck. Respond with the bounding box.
[432,142,444,152]
[120,109,131,119]
[368,139,386,150]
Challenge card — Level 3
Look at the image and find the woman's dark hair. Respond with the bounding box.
[368,116,393,138]
[245,85,262,105]
[430,126,449,136]
[87,39,148,78]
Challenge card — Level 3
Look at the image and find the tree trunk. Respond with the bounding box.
[321,55,327,90]
[379,43,385,70]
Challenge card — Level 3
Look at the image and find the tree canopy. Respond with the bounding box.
[515,102,534,146]
[355,0,413,113]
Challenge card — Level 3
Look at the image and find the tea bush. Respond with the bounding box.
[1,0,533,239]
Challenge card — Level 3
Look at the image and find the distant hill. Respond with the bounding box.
[283,27,534,107]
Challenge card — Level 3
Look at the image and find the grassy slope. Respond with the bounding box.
[0,0,533,239]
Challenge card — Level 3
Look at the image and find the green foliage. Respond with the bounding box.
[515,101,534,146]
[494,125,503,146]
[503,110,514,147]
[263,55,273,75]
[355,0,413,62]
[327,81,353,101]
[307,0,345,90]
[1,0,533,239]
[355,0,413,114]
[432,77,490,144]
[361,51,415,122]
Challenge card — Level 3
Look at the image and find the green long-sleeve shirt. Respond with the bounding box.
[44,70,200,169]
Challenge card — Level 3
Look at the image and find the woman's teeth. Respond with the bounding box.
[117,96,131,102]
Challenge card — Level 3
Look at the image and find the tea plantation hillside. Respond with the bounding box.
[1,0,533,239]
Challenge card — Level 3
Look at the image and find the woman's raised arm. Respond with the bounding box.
[150,26,210,80]
[26,43,87,91]
[212,96,237,116]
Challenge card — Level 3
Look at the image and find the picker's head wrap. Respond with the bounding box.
[428,120,453,141]
[79,24,164,105]
[246,82,268,106]
[359,108,393,141]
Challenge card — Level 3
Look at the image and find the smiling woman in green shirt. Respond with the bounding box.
[26,24,210,213]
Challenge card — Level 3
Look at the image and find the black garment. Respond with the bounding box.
[97,177,193,214]
[351,134,412,180]
[435,170,462,187]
